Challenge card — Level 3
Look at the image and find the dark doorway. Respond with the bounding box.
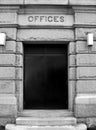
[24,42,68,109]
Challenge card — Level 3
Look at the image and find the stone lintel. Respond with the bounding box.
[0,0,96,6]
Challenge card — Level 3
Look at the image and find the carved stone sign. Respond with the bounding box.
[18,14,73,26]
[28,15,64,23]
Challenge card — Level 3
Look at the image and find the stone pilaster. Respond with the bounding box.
[73,6,96,119]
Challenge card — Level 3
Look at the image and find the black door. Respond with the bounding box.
[24,42,68,109]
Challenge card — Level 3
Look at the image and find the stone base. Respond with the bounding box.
[6,124,87,130]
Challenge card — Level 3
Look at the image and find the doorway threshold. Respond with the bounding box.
[17,110,75,126]
[18,110,73,118]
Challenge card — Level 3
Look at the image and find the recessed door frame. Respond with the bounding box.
[17,41,75,117]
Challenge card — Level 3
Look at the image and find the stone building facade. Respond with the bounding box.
[0,0,96,130]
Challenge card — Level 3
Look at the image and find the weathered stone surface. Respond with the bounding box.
[16,42,23,54]
[0,118,15,126]
[75,95,96,104]
[0,41,16,54]
[19,110,73,118]
[17,29,74,41]
[86,118,96,127]
[76,41,96,54]
[0,104,17,117]
[77,80,96,94]
[75,104,96,117]
[6,124,87,130]
[75,95,96,117]
[0,54,22,67]
[18,14,73,27]
[68,42,76,55]
[16,117,77,126]
[0,67,15,79]
[24,0,68,5]
[0,28,17,40]
[69,81,76,111]
[16,93,23,112]
[15,80,23,111]
[0,96,16,105]
[75,28,96,40]
[0,81,15,94]
[77,67,96,79]
[68,67,76,80]
[76,54,96,66]
[0,0,23,4]
[69,55,75,66]
[16,55,23,67]
[0,54,15,66]
[69,0,96,5]
[0,96,17,117]
[75,13,96,25]
[15,68,23,79]
[16,81,23,94]
[0,13,17,25]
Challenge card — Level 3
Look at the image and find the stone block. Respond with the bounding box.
[77,80,96,94]
[17,29,74,41]
[16,93,23,112]
[16,42,23,54]
[6,124,87,130]
[0,54,15,66]
[0,0,23,4]
[15,81,23,111]
[0,13,17,25]
[75,28,96,40]
[76,54,96,66]
[24,0,68,5]
[16,81,23,94]
[0,54,22,67]
[0,104,17,117]
[15,68,23,80]
[77,118,96,128]
[75,104,96,117]
[0,81,15,94]
[16,55,23,67]
[76,41,96,54]
[18,14,73,27]
[77,67,96,79]
[0,96,17,117]
[0,67,15,79]
[69,0,96,5]
[0,118,15,126]
[16,117,77,126]
[0,28,17,40]
[75,13,96,25]
[86,118,96,128]
[75,95,96,104]
[69,81,76,111]
[75,95,96,117]
[69,55,75,66]
[0,96,16,105]
[68,42,76,55]
[68,67,76,80]
[0,41,16,54]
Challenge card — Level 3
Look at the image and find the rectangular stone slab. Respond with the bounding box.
[16,117,76,126]
[6,124,87,130]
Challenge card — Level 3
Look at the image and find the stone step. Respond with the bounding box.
[16,117,77,126]
[6,124,87,130]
